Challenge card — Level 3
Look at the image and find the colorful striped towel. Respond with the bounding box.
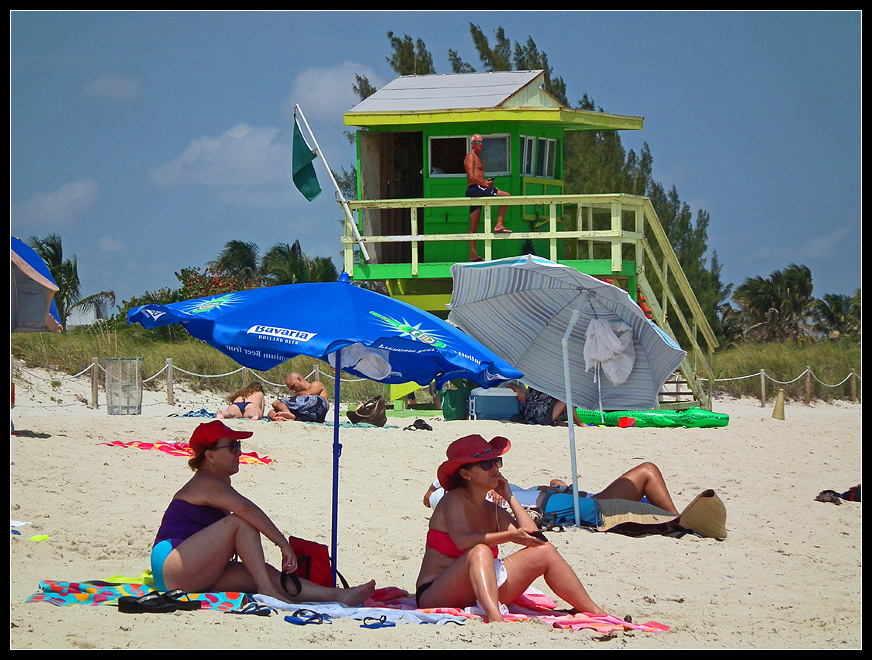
[255,586,670,633]
[98,441,272,465]
[25,579,246,612]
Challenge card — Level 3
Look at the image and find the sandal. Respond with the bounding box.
[117,591,178,614]
[361,615,395,629]
[163,589,202,611]
[284,608,332,625]
[227,601,275,616]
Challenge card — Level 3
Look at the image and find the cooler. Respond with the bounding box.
[468,387,519,421]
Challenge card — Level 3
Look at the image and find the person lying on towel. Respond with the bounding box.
[151,421,375,605]
[424,461,679,516]
[414,434,610,623]
[268,372,329,422]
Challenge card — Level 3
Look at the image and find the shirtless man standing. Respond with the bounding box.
[465,134,511,261]
[268,372,330,423]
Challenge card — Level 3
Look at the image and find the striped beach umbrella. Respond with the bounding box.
[448,255,686,526]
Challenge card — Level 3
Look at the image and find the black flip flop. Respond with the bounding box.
[117,591,178,614]
[163,589,202,610]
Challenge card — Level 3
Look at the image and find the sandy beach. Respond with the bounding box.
[10,367,862,649]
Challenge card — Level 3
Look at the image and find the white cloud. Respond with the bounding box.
[150,123,292,189]
[83,73,144,103]
[11,179,99,228]
[285,61,384,120]
[98,236,126,252]
[795,225,854,262]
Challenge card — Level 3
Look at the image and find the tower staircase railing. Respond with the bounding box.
[343,193,719,409]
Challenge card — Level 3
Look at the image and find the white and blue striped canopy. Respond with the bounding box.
[448,256,686,412]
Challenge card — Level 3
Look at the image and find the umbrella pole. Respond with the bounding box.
[562,310,582,527]
[330,349,342,588]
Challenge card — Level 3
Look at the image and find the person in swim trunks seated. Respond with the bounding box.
[414,434,608,623]
[216,382,265,421]
[268,372,330,423]
[151,420,375,605]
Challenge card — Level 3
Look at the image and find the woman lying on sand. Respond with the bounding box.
[216,383,265,421]
[424,461,680,515]
[415,434,609,622]
[151,421,375,605]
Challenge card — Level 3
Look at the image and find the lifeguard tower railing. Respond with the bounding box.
[341,193,718,410]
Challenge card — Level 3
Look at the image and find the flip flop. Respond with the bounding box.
[285,609,332,625]
[361,615,396,629]
[469,256,485,262]
[227,601,275,616]
[494,228,512,234]
[163,589,202,611]
[117,591,178,614]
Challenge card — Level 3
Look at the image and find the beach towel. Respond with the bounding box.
[179,409,216,418]
[98,440,272,465]
[25,579,246,612]
[254,587,669,633]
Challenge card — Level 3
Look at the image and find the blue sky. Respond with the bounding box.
[11,11,861,312]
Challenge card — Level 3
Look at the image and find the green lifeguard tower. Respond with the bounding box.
[342,70,718,408]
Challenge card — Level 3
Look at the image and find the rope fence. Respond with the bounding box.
[11,356,861,410]
[11,357,371,410]
[697,366,861,407]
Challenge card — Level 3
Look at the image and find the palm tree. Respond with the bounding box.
[732,263,815,342]
[28,234,81,331]
[211,240,261,284]
[813,291,861,339]
[261,240,338,285]
[28,233,116,331]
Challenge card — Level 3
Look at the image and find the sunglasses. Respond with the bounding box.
[464,457,502,471]
[213,439,243,453]
[472,140,482,144]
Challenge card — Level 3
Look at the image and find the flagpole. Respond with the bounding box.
[294,104,371,263]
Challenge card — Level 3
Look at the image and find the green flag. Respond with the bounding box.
[292,118,322,202]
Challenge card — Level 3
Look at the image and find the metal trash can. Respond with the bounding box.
[104,358,144,415]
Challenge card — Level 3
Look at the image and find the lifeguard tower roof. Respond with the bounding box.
[345,70,643,132]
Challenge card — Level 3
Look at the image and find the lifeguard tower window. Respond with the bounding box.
[429,135,511,177]
[521,135,557,178]
[429,137,466,176]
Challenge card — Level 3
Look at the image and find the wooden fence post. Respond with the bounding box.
[805,366,811,405]
[851,369,857,403]
[166,358,174,406]
[91,357,99,409]
[759,369,766,407]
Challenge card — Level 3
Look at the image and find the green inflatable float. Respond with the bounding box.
[575,407,729,428]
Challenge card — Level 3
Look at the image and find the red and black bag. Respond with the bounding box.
[288,536,349,589]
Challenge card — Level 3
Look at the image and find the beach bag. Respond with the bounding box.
[438,381,472,421]
[539,491,602,528]
[346,395,387,427]
[288,536,349,589]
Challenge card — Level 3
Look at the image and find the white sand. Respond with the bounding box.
[10,367,862,649]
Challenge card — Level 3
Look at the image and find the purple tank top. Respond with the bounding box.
[153,498,227,547]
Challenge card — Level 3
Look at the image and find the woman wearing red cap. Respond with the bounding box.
[415,434,607,622]
[150,420,375,605]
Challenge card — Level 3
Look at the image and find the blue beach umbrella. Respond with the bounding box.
[11,236,62,333]
[128,273,522,584]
